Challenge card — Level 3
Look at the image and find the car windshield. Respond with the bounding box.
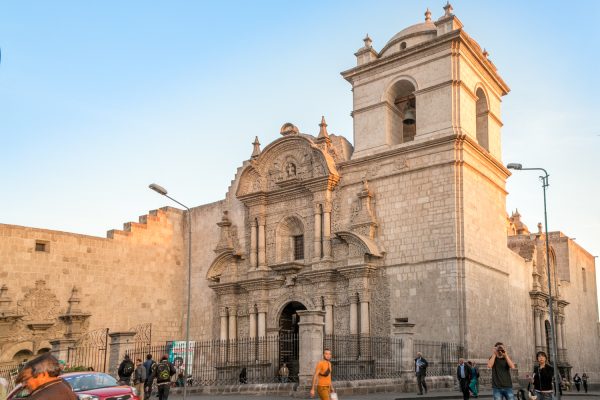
[63,373,119,392]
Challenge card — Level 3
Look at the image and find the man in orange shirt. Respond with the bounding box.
[310,348,335,400]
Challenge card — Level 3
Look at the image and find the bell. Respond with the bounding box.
[403,106,416,125]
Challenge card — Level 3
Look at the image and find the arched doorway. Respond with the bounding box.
[278,301,307,382]
[13,349,33,364]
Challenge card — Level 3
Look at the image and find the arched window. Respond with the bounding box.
[276,216,305,263]
[475,87,489,151]
[387,79,417,144]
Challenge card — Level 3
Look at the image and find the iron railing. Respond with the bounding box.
[122,334,299,385]
[324,335,403,380]
[66,328,109,372]
[0,363,19,392]
[413,340,464,376]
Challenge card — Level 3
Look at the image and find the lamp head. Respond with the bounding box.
[506,163,523,170]
[149,183,168,196]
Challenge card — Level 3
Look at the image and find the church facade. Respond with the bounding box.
[1,5,598,380]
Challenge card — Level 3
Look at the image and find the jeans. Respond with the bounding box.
[158,383,170,400]
[493,387,515,400]
[535,390,553,400]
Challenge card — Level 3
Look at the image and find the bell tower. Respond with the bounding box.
[342,3,509,160]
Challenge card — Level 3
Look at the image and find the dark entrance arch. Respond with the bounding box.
[278,301,307,382]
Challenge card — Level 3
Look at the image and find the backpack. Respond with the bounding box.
[156,362,171,382]
[122,360,134,377]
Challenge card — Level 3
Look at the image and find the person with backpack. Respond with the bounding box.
[118,354,135,385]
[152,355,176,400]
[143,354,155,399]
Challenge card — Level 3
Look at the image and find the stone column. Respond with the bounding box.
[219,308,229,341]
[297,310,325,388]
[360,299,370,335]
[250,220,258,269]
[228,306,238,363]
[538,312,546,349]
[322,204,332,259]
[258,218,266,268]
[534,310,542,348]
[313,204,322,260]
[108,332,136,377]
[324,298,334,335]
[257,303,267,361]
[392,318,416,374]
[555,316,563,350]
[50,338,77,365]
[219,307,228,364]
[249,308,257,338]
[560,318,567,350]
[349,294,359,335]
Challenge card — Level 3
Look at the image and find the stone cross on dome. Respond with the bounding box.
[363,34,372,49]
[425,8,432,22]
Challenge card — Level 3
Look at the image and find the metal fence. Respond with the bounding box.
[324,335,403,381]
[0,363,19,392]
[66,328,109,372]
[413,339,464,376]
[123,334,298,385]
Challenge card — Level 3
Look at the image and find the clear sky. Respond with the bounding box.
[1,1,599,306]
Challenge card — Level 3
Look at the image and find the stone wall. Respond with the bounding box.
[0,207,185,362]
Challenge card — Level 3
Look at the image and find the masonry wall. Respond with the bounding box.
[0,207,185,361]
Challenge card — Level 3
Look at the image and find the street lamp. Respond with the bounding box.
[149,183,192,400]
[506,163,561,399]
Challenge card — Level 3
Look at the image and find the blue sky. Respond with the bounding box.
[1,1,599,304]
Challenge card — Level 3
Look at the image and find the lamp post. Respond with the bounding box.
[506,163,561,400]
[149,183,192,400]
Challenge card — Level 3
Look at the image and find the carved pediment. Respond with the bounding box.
[236,135,339,199]
[207,250,243,283]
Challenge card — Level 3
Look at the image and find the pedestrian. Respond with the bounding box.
[174,357,185,387]
[143,354,155,399]
[415,351,429,395]
[457,358,473,400]
[573,373,581,392]
[151,355,176,400]
[14,353,77,399]
[279,363,289,383]
[487,342,516,400]
[239,367,247,384]
[582,373,588,393]
[467,361,479,398]
[133,358,146,400]
[310,348,335,400]
[532,351,553,400]
[117,354,134,385]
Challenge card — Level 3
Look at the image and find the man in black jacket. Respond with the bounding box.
[415,352,429,395]
[152,355,176,400]
[118,354,135,385]
[457,358,473,400]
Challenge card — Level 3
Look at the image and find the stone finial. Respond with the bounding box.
[317,116,330,140]
[483,48,489,58]
[280,122,299,136]
[425,8,432,22]
[251,136,261,159]
[363,34,372,49]
[66,286,82,314]
[215,210,234,252]
[538,222,543,234]
[443,1,453,16]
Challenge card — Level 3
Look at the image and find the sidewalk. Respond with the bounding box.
[168,389,600,400]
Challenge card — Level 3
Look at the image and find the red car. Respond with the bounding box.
[8,371,140,400]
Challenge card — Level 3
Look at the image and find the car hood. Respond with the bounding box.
[79,385,134,396]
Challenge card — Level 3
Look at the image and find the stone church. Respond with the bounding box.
[1,4,598,381]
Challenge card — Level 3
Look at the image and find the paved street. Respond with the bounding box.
[169,390,600,400]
